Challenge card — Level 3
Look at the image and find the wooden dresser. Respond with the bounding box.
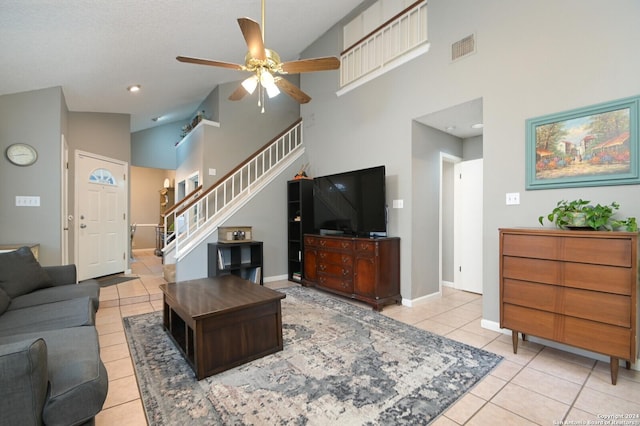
[499,228,638,384]
[303,234,401,311]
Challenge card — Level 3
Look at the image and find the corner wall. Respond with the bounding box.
[0,87,64,265]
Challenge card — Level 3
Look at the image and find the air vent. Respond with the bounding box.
[451,34,476,61]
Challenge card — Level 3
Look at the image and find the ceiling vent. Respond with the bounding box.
[451,34,476,61]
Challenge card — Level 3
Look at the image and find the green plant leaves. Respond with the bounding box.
[539,199,637,231]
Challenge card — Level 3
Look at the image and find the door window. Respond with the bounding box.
[89,168,117,185]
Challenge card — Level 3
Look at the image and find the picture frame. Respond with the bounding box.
[525,95,640,190]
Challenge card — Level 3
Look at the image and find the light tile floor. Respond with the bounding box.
[95,249,640,425]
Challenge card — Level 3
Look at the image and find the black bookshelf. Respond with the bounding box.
[287,179,314,283]
[208,241,263,285]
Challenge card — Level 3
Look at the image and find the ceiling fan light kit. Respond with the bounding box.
[176,0,340,112]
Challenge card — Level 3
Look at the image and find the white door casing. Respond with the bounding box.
[453,159,483,294]
[75,151,128,280]
[61,135,69,265]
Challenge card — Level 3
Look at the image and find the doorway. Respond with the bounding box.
[75,150,128,280]
[417,98,484,295]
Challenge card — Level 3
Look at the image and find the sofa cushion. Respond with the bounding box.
[0,297,95,338]
[42,264,77,286]
[0,327,108,426]
[0,287,10,315]
[0,246,53,298]
[0,337,49,425]
[8,280,100,312]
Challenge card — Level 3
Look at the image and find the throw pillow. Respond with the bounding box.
[0,287,10,315]
[0,247,53,298]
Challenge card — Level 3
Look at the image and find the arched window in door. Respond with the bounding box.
[89,168,117,185]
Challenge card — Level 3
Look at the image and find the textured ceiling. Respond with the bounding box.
[0,0,367,132]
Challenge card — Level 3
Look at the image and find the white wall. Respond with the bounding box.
[299,0,640,326]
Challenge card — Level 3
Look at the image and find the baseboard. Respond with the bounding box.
[481,319,640,370]
[264,274,288,283]
[402,291,442,307]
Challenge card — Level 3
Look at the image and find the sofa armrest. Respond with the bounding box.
[42,265,77,286]
[0,338,49,425]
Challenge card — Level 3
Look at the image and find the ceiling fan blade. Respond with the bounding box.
[280,57,340,74]
[228,84,249,101]
[238,18,266,61]
[275,77,311,104]
[176,56,244,70]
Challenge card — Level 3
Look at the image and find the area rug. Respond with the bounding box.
[123,286,502,425]
[96,275,138,288]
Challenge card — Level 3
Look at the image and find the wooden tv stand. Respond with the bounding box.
[302,234,400,311]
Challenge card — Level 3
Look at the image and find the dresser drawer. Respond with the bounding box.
[318,262,352,278]
[318,251,353,266]
[304,235,318,246]
[318,238,354,251]
[502,304,632,359]
[503,256,632,295]
[503,279,631,326]
[502,233,632,266]
[318,274,353,293]
[562,237,631,267]
[355,240,376,253]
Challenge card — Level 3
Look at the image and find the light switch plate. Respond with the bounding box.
[506,192,520,205]
[16,196,40,207]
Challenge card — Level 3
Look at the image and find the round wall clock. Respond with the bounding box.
[6,143,38,166]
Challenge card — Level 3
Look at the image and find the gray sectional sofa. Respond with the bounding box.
[0,247,108,425]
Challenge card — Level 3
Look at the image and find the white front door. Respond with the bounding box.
[75,151,128,280]
[453,159,483,294]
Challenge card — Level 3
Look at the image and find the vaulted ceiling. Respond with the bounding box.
[0,0,367,132]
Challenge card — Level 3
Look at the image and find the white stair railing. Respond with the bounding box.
[163,119,303,260]
[340,0,428,87]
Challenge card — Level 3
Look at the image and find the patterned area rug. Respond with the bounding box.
[123,286,502,425]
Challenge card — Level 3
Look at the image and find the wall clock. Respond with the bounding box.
[5,143,38,166]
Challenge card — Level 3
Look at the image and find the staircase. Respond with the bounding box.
[162,118,304,268]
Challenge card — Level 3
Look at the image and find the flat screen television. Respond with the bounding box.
[313,165,387,237]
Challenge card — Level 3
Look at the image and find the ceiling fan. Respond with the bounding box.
[176,0,340,111]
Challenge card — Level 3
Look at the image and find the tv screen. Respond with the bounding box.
[313,165,386,236]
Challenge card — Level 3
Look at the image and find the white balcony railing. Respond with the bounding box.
[163,119,303,259]
[340,0,428,87]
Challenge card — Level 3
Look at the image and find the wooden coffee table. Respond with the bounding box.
[159,275,286,380]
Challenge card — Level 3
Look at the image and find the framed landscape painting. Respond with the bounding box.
[525,95,640,190]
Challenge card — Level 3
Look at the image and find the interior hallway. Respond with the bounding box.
[94,249,640,425]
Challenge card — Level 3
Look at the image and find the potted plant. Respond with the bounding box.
[538,199,638,231]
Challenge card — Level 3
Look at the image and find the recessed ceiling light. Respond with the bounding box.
[127,85,141,93]
[445,126,456,131]
[471,123,484,129]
